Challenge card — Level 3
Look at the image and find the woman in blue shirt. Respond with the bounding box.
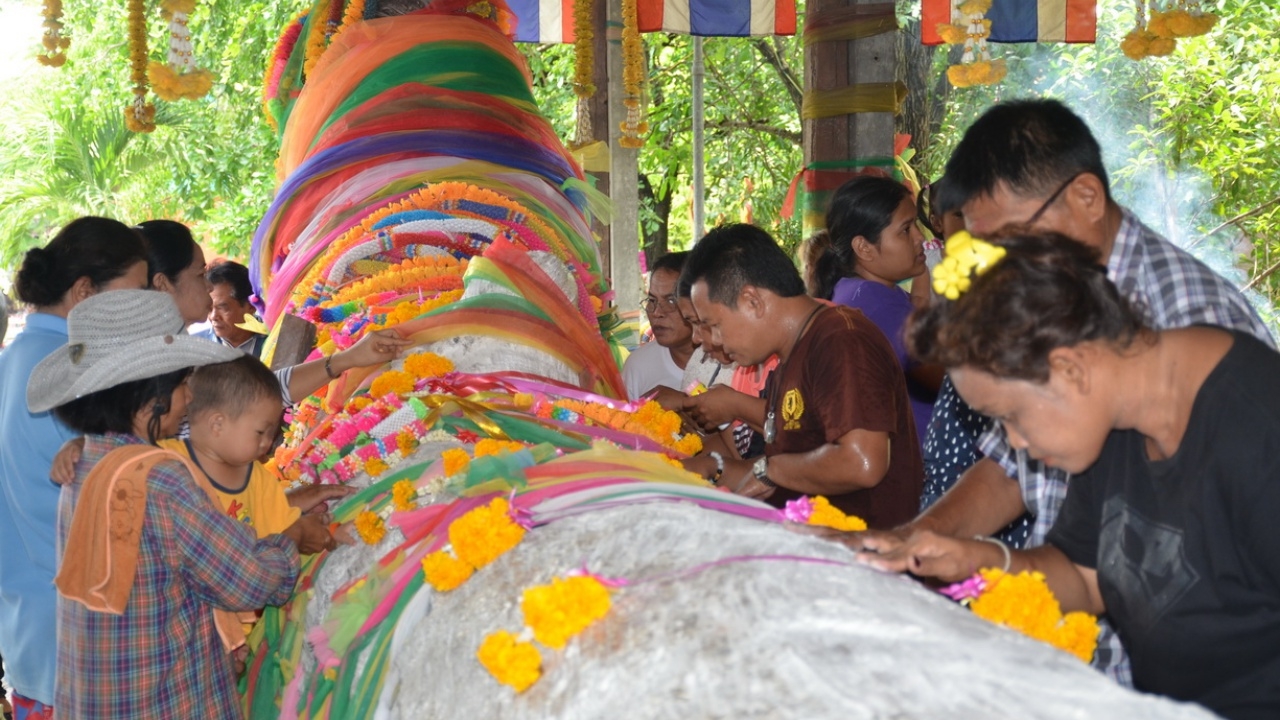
[0,218,148,718]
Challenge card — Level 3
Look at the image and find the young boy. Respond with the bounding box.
[52,356,352,656]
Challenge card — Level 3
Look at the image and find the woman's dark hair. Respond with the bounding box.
[907,232,1148,383]
[205,260,255,305]
[815,176,911,300]
[53,368,193,444]
[136,220,198,287]
[14,217,148,307]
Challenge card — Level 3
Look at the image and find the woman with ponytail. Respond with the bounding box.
[0,217,149,718]
[819,176,942,447]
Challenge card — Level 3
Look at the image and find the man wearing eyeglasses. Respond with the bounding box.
[844,98,1274,686]
[623,252,697,400]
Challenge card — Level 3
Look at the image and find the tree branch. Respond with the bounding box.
[751,37,804,118]
[1187,194,1280,249]
[708,118,801,146]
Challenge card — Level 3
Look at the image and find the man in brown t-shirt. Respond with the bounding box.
[683,223,923,529]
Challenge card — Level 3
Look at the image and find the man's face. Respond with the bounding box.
[677,297,731,365]
[209,283,255,346]
[644,269,693,349]
[690,280,768,367]
[962,176,1100,250]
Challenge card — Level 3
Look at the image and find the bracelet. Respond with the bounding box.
[708,451,725,483]
[973,535,1012,573]
[324,354,340,380]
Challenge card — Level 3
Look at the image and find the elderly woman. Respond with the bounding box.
[851,232,1280,719]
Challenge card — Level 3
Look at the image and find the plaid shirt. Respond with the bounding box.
[977,208,1275,685]
[56,434,299,719]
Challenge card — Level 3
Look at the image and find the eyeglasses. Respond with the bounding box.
[1023,172,1083,227]
[642,295,679,314]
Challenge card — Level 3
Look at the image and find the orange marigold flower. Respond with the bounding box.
[404,351,455,379]
[806,496,867,532]
[364,457,390,477]
[392,479,417,511]
[370,370,415,398]
[355,511,387,545]
[477,630,541,692]
[422,549,474,591]
[474,438,525,457]
[449,497,525,569]
[441,448,471,476]
[520,575,612,649]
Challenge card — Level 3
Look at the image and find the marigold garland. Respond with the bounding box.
[370,370,415,398]
[520,575,612,649]
[124,0,156,133]
[784,495,867,531]
[37,0,70,67]
[148,0,214,101]
[477,630,541,693]
[938,0,1006,89]
[535,398,701,456]
[441,447,471,477]
[391,479,418,511]
[949,568,1100,663]
[449,496,527,569]
[618,0,647,148]
[570,0,596,149]
[421,550,474,591]
[403,352,456,379]
[262,10,308,130]
[1122,0,1217,61]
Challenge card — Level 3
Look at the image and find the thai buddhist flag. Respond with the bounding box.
[637,0,797,37]
[921,0,1096,45]
[510,0,577,43]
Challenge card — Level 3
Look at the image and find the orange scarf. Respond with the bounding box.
[54,445,247,651]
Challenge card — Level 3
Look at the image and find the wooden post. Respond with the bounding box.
[607,0,641,316]
[802,0,896,232]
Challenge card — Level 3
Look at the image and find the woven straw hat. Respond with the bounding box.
[27,289,242,413]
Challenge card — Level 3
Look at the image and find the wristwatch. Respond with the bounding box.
[751,456,777,489]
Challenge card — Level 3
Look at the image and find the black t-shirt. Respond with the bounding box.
[1048,331,1280,719]
[764,305,923,529]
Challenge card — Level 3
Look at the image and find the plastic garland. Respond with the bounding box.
[937,0,1006,89]
[37,0,70,67]
[124,0,156,133]
[570,0,595,149]
[940,568,1100,663]
[148,0,215,101]
[1122,0,1218,61]
[618,0,647,148]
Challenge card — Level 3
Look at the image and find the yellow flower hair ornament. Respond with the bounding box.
[932,231,1007,300]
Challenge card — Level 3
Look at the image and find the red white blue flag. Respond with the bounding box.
[509,0,796,43]
[637,0,796,37]
[921,0,1096,45]
[510,0,577,43]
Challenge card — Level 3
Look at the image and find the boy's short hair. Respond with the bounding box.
[187,355,281,419]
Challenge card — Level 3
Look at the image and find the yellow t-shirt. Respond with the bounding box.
[158,439,301,538]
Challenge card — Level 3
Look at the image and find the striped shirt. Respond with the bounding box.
[977,208,1275,686]
[56,433,299,719]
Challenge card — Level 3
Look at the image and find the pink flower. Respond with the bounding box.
[783,496,814,523]
[939,573,987,602]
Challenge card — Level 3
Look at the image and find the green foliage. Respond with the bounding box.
[0,0,298,270]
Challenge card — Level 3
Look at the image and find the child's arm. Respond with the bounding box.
[50,437,86,485]
[286,483,355,514]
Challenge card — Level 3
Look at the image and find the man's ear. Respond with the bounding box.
[739,285,767,319]
[1065,173,1107,226]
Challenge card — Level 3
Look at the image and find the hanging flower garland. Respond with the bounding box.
[940,568,1100,663]
[1122,0,1217,61]
[938,0,1006,89]
[124,0,156,133]
[570,0,595,149]
[148,0,215,101]
[37,0,70,67]
[618,0,647,148]
[533,397,702,456]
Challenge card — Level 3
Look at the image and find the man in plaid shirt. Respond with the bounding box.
[55,434,300,718]
[853,99,1274,686]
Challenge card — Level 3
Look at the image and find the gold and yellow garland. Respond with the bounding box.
[148,0,214,101]
[618,0,647,148]
[1122,0,1218,61]
[124,0,156,133]
[570,0,595,149]
[970,568,1100,663]
[938,0,1006,89]
[37,0,70,67]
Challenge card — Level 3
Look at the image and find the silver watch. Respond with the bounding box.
[751,456,776,488]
